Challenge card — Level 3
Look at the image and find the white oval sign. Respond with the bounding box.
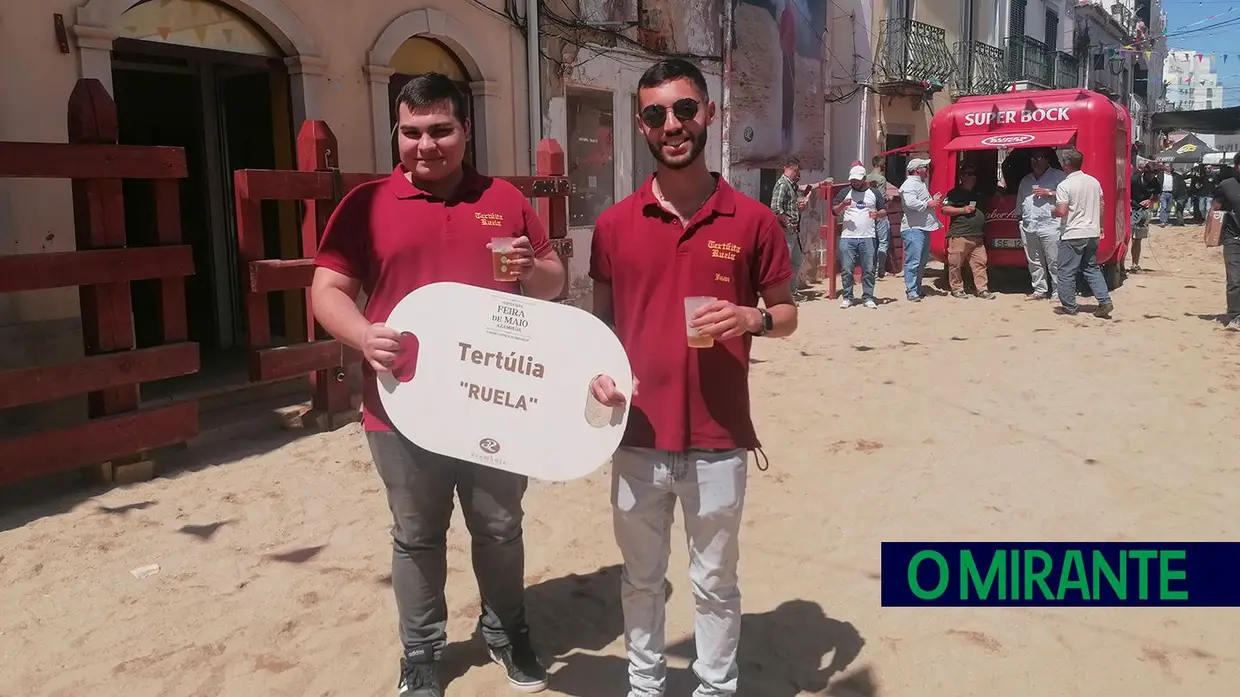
[376,282,633,482]
[980,134,1037,147]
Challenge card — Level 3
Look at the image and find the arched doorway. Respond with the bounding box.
[387,37,478,169]
[110,0,299,368]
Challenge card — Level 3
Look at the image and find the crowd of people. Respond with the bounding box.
[1141,161,1231,229]
[772,147,1118,318]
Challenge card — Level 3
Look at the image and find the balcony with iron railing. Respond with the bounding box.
[1110,2,1136,36]
[873,17,955,88]
[953,40,1008,96]
[1005,35,1051,87]
[1053,51,1079,89]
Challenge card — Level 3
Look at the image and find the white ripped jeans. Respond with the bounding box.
[611,446,748,697]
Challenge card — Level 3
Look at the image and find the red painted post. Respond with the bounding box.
[818,182,839,299]
[152,178,188,343]
[535,138,571,300]
[296,120,351,420]
[67,79,139,417]
[233,174,270,349]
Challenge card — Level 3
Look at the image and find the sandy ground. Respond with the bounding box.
[3,224,1240,697]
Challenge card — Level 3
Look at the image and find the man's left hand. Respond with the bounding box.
[690,300,761,340]
[489,236,536,280]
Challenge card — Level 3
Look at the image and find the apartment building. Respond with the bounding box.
[870,0,1154,179]
[1164,49,1226,111]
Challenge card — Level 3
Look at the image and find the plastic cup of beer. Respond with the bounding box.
[491,237,518,282]
[684,296,716,349]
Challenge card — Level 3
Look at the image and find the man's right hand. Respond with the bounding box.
[590,374,638,408]
[363,323,402,373]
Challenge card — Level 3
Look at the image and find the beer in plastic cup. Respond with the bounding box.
[684,296,716,349]
[491,237,518,282]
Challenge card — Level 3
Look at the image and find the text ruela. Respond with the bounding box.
[457,341,544,411]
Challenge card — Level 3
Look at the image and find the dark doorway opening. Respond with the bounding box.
[111,38,295,398]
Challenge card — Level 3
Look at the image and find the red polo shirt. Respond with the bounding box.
[589,174,792,452]
[314,165,553,432]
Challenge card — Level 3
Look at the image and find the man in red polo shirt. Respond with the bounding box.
[310,73,563,697]
[588,58,798,697]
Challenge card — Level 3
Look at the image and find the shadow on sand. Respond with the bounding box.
[545,591,870,697]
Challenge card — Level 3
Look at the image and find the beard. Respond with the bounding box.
[646,127,708,170]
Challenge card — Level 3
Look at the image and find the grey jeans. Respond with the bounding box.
[611,446,748,697]
[367,431,530,658]
[1021,225,1062,296]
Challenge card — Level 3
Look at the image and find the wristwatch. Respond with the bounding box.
[751,308,773,337]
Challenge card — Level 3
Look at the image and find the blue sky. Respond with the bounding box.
[1160,0,1240,106]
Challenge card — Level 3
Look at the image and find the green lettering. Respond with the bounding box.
[1159,550,1188,601]
[1023,550,1054,600]
[1009,547,1019,600]
[1092,550,1126,600]
[908,550,949,600]
[1056,550,1090,600]
[1130,550,1158,600]
[961,550,1005,600]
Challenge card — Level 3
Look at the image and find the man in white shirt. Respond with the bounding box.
[1016,148,1067,300]
[898,158,942,302]
[831,165,885,308]
[1052,148,1113,318]
[1158,165,1175,226]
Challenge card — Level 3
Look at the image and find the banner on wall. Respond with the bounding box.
[728,0,827,169]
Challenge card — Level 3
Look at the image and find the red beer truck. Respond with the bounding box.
[926,88,1133,289]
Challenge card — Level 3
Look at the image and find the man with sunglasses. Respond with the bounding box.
[586,58,797,697]
[1016,148,1066,300]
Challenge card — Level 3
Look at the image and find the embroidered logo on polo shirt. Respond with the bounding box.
[475,212,505,227]
[708,240,741,261]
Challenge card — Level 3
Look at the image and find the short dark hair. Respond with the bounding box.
[395,72,469,122]
[871,155,884,167]
[784,156,800,168]
[637,58,709,99]
[1233,151,1240,167]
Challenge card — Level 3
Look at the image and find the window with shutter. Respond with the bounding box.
[1045,10,1059,50]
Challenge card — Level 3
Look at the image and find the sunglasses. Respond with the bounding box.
[639,98,701,129]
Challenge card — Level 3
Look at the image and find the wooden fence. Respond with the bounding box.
[233,122,573,429]
[0,78,572,488]
[0,79,199,486]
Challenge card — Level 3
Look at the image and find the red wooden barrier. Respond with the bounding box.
[234,125,572,429]
[0,79,198,486]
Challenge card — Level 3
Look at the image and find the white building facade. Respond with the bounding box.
[1163,49,1226,111]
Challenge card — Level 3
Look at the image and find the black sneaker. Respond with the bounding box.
[1094,301,1114,319]
[398,647,442,697]
[488,633,548,693]
[950,290,969,299]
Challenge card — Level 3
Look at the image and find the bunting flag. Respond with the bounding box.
[155,26,171,39]
[193,25,208,43]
